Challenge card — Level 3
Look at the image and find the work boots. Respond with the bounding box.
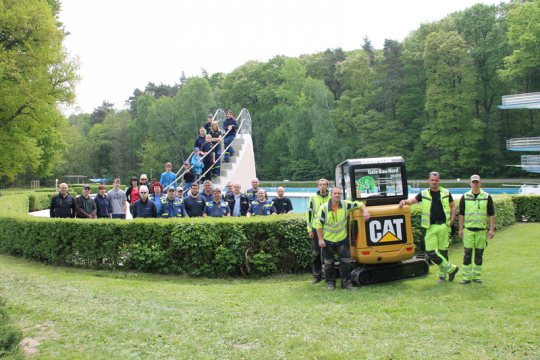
[448,266,459,282]
[341,281,357,290]
[327,282,336,291]
[311,274,321,284]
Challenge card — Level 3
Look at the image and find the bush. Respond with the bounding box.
[513,195,540,222]
[0,196,28,217]
[0,215,311,277]
[28,192,56,212]
[0,297,24,359]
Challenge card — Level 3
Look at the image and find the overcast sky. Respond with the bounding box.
[59,0,500,115]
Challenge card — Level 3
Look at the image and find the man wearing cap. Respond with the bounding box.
[203,188,231,218]
[132,185,157,219]
[399,171,459,284]
[176,188,184,199]
[158,188,187,219]
[75,185,97,219]
[50,183,76,218]
[182,161,196,193]
[458,175,495,284]
[204,114,213,134]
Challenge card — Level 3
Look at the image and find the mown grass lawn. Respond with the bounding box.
[1,223,539,359]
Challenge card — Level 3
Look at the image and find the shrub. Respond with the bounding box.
[512,195,540,222]
[0,297,24,359]
[28,192,56,212]
[70,185,126,195]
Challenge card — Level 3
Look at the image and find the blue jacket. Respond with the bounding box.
[245,188,266,204]
[204,200,231,217]
[223,118,239,135]
[94,193,112,218]
[132,198,157,219]
[191,154,204,175]
[149,194,166,216]
[160,172,177,190]
[158,196,186,219]
[248,200,277,216]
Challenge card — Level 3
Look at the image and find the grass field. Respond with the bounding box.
[1,223,539,359]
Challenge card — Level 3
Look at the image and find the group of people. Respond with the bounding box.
[307,173,494,291]
[49,177,293,220]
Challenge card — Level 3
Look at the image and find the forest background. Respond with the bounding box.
[3,0,540,187]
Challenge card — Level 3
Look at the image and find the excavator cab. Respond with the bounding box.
[335,157,429,286]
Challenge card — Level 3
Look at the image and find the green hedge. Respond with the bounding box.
[0,216,310,276]
[0,192,538,276]
[513,195,540,222]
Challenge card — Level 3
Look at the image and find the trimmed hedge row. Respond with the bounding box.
[0,193,538,276]
[0,215,310,276]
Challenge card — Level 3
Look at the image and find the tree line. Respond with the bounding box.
[3,1,540,186]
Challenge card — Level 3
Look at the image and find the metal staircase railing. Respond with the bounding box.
[163,108,252,193]
[506,137,540,149]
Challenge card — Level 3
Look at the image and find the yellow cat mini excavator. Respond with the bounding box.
[335,157,429,287]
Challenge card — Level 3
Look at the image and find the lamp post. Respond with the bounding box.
[150,169,153,181]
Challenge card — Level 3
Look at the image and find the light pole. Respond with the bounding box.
[151,169,153,181]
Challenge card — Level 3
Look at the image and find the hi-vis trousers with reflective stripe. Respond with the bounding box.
[462,229,486,281]
[425,224,457,278]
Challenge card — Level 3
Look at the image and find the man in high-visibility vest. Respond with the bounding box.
[399,171,459,283]
[314,187,370,291]
[458,174,495,284]
[306,179,331,284]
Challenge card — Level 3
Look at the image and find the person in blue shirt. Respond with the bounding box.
[194,127,206,150]
[223,110,239,162]
[158,188,187,219]
[272,187,293,214]
[132,186,157,219]
[191,148,204,181]
[200,180,214,202]
[203,188,231,218]
[149,182,166,216]
[246,189,277,217]
[94,185,113,218]
[183,183,207,217]
[204,114,213,134]
[245,178,266,204]
[160,162,177,191]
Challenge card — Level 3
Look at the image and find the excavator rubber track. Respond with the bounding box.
[350,255,430,287]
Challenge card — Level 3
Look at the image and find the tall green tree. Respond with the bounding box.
[0,0,79,181]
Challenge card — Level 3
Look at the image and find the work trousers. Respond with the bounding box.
[111,214,125,219]
[311,232,323,278]
[322,243,352,285]
[223,134,235,162]
[425,224,457,278]
[462,229,487,281]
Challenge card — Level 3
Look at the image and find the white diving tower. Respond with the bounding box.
[499,93,540,175]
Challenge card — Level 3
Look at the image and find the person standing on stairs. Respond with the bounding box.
[223,110,238,163]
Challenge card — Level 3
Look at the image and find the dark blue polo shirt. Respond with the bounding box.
[272,196,293,214]
[184,195,206,217]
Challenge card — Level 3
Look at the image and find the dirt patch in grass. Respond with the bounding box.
[21,320,60,356]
